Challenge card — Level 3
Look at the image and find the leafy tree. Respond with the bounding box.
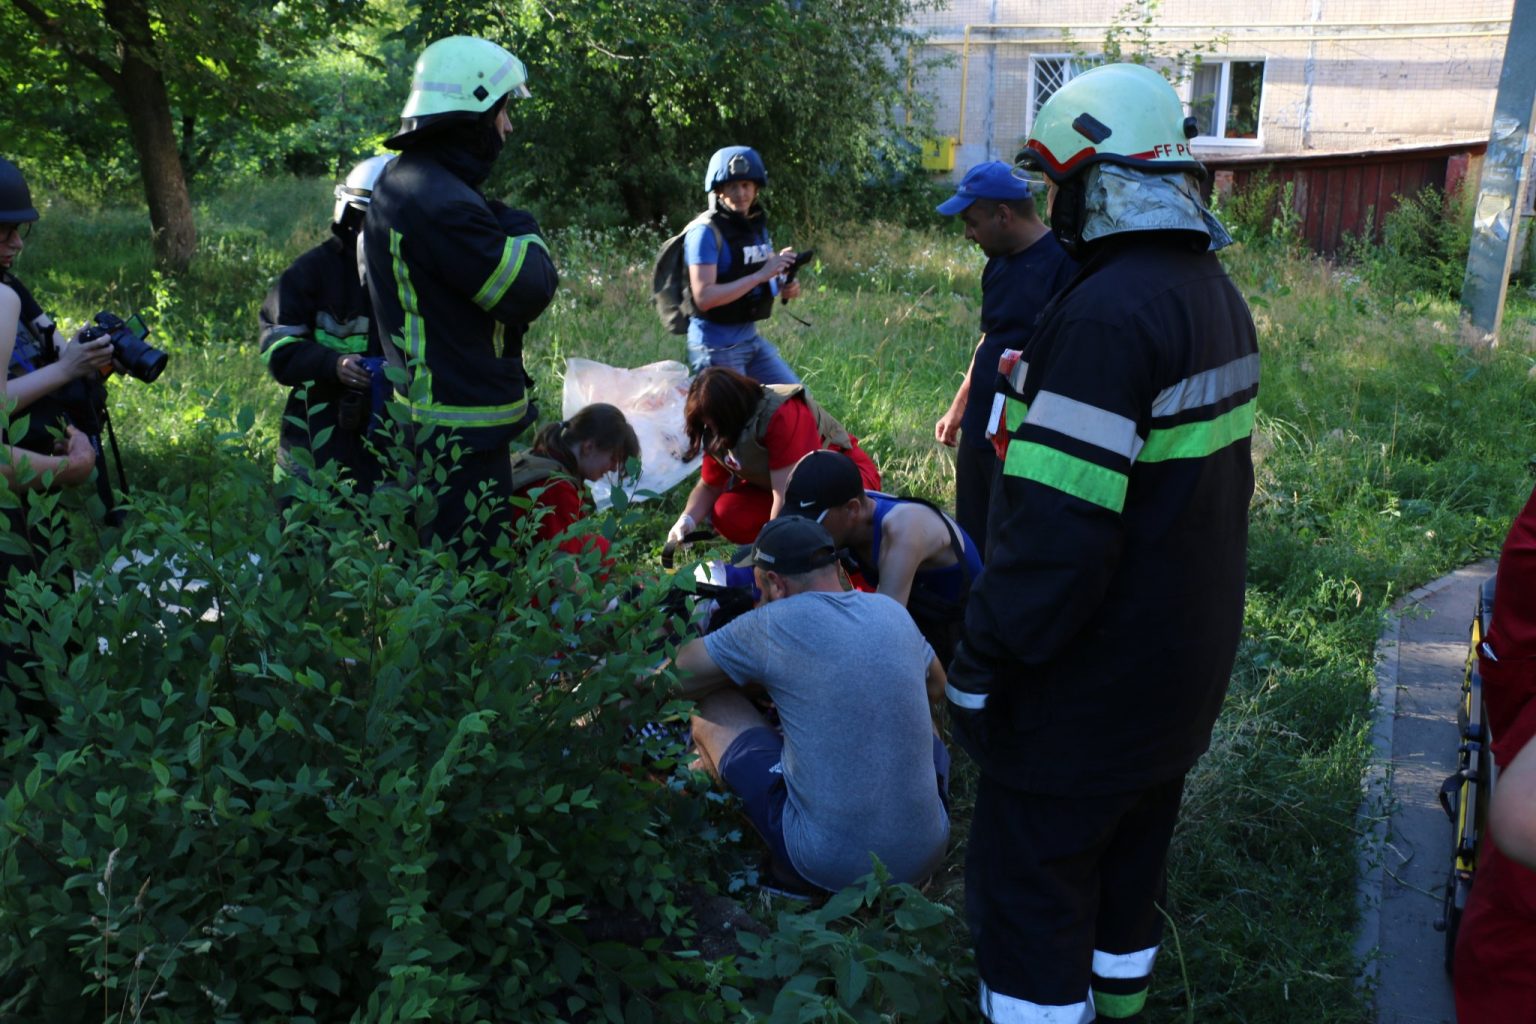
[1,0,369,271]
[403,0,938,228]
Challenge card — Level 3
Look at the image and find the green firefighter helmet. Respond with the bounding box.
[1017,62,1202,183]
[387,36,530,147]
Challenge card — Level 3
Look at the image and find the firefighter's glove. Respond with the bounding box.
[945,640,994,764]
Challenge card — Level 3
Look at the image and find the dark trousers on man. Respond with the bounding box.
[954,435,997,556]
[966,774,1186,1023]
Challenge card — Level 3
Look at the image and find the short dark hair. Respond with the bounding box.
[972,195,1036,219]
[683,367,763,460]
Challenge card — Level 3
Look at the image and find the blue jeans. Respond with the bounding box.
[686,332,799,385]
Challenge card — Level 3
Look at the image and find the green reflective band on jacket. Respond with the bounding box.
[389,231,426,363]
[411,396,530,429]
[261,327,306,361]
[1138,397,1256,463]
[389,230,437,417]
[473,234,549,311]
[1004,439,1128,512]
[314,329,367,355]
[1004,396,1028,436]
[1091,988,1148,1019]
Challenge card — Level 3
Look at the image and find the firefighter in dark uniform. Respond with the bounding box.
[364,36,558,560]
[944,64,1260,1023]
[260,155,393,503]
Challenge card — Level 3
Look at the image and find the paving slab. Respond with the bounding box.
[1360,560,1497,1024]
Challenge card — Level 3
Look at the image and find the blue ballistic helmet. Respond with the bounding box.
[0,158,39,223]
[704,146,767,192]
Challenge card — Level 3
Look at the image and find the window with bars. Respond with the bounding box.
[1189,60,1265,142]
[1028,55,1091,129]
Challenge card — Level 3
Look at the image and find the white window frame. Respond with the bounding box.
[1027,54,1094,134]
[1186,58,1265,151]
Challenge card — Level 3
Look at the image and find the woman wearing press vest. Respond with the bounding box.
[668,367,879,546]
[682,146,802,385]
[508,403,640,561]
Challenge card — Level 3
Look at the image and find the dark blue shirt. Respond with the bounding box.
[960,232,1077,449]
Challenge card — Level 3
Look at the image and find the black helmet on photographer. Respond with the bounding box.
[0,157,39,225]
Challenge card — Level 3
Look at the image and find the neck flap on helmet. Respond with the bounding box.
[1073,163,1233,253]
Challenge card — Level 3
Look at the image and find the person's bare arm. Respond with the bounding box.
[768,463,795,522]
[925,654,947,707]
[0,288,95,488]
[1493,739,1536,869]
[6,334,113,411]
[936,336,985,447]
[877,505,952,608]
[674,637,733,699]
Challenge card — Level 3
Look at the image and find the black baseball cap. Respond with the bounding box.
[732,516,839,574]
[782,449,865,521]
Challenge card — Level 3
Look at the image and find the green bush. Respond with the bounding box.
[0,393,982,1022]
[1214,171,1302,254]
[1340,184,1472,309]
[0,404,746,1021]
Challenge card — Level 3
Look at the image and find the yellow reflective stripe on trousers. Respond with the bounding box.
[1003,439,1127,512]
[1138,398,1256,463]
[473,233,548,310]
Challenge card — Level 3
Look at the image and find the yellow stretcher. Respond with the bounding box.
[1435,575,1498,974]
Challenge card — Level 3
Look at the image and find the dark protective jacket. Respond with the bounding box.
[727,384,852,488]
[949,234,1259,795]
[363,145,558,451]
[259,233,378,478]
[694,204,774,325]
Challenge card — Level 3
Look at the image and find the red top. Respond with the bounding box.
[511,476,611,559]
[1485,482,1536,761]
[701,396,829,487]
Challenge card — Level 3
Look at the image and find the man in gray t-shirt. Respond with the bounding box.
[674,516,951,892]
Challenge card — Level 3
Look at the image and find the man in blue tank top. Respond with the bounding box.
[783,449,981,667]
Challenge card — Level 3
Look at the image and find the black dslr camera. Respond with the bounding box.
[47,312,165,525]
[77,311,168,383]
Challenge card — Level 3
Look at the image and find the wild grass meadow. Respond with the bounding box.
[8,177,1536,1020]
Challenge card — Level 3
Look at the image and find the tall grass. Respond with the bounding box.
[21,178,1536,1021]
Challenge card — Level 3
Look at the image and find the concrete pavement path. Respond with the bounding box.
[1359,559,1497,1024]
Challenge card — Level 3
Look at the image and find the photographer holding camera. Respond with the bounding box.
[260,155,393,505]
[681,146,804,385]
[1,158,118,731]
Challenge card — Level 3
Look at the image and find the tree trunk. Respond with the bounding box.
[103,0,196,272]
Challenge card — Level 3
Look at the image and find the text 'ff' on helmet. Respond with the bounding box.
[704,146,767,193]
[387,36,529,147]
[0,158,39,224]
[333,154,396,226]
[1016,63,1203,184]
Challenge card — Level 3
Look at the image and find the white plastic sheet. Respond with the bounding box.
[561,357,701,509]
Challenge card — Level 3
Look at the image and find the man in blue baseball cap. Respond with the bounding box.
[933,160,1076,546]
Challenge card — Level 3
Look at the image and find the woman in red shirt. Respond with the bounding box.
[668,367,879,545]
[509,403,640,560]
